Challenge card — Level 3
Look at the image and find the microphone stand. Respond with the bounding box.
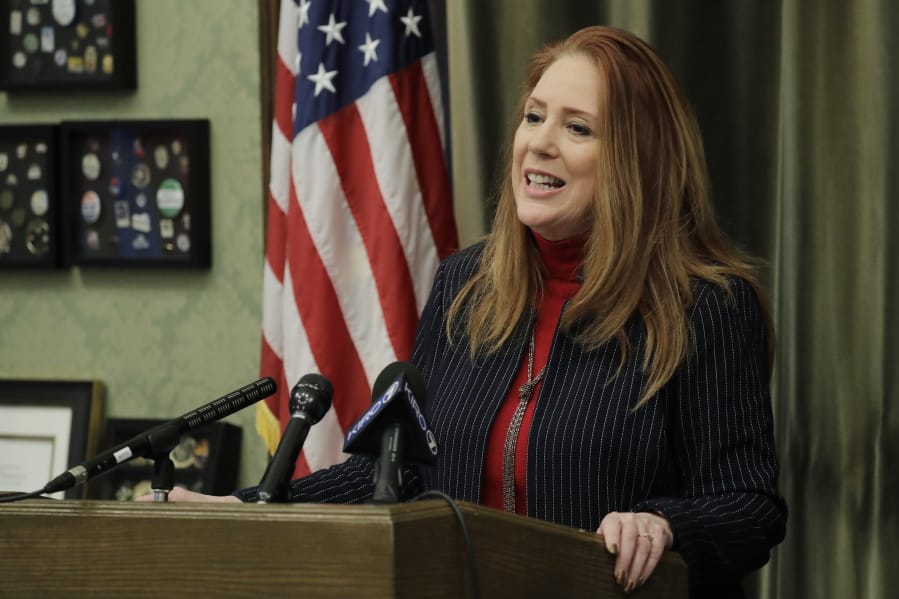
[145,424,183,503]
[151,454,175,503]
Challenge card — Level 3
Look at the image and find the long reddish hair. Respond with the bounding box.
[447,26,773,406]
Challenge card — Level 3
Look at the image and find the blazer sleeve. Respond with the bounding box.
[233,454,379,503]
[632,278,787,583]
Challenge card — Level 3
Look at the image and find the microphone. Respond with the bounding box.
[343,362,438,503]
[42,377,277,495]
[256,373,333,503]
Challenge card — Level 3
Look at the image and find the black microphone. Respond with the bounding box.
[256,373,333,503]
[343,362,437,503]
[42,377,277,495]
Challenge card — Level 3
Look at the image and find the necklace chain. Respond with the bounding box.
[502,330,545,513]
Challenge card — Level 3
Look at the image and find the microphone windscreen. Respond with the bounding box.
[371,362,406,401]
[344,361,436,463]
[295,372,333,397]
[371,362,426,409]
[289,373,334,423]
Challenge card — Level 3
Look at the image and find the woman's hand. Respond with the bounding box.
[134,487,241,503]
[597,511,673,593]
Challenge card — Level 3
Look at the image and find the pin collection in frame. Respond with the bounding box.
[1,6,213,270]
[0,125,60,267]
[0,0,136,91]
[0,120,211,269]
[61,119,210,268]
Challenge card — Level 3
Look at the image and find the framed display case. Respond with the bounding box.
[60,119,211,268]
[0,124,62,268]
[0,0,136,91]
[87,419,241,500]
[0,379,104,500]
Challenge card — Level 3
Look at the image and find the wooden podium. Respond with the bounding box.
[0,499,687,598]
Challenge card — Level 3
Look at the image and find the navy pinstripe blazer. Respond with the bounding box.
[238,243,787,596]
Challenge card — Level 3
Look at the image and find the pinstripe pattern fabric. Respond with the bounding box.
[237,243,786,595]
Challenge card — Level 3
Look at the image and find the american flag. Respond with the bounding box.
[258,0,458,478]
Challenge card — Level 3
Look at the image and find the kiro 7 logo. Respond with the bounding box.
[405,382,438,456]
[346,381,398,441]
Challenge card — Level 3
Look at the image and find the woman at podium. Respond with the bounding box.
[167,25,787,599]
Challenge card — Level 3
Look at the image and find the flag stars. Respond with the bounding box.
[400,7,423,38]
[307,62,338,96]
[358,33,381,67]
[366,0,389,17]
[297,0,311,29]
[318,13,347,46]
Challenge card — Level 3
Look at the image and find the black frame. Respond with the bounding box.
[0,124,62,268]
[86,419,242,500]
[0,379,104,500]
[60,119,211,268]
[0,0,136,91]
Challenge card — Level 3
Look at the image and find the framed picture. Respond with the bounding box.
[0,379,104,500]
[60,119,211,268]
[0,124,62,268]
[0,0,136,91]
[87,419,241,500]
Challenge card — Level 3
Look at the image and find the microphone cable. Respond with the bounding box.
[0,489,48,504]
[412,490,480,599]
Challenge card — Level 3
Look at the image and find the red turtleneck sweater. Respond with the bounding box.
[481,231,584,514]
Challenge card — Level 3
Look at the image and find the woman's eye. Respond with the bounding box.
[524,112,542,124]
[569,123,592,136]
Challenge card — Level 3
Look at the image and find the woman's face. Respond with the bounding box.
[512,53,603,241]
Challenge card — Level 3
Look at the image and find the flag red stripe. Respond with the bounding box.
[274,57,296,141]
[389,61,458,260]
[284,171,371,431]
[318,105,419,360]
[264,193,287,283]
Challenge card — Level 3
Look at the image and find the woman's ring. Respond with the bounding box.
[639,531,655,541]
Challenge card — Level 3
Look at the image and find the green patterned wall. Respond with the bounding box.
[0,0,268,490]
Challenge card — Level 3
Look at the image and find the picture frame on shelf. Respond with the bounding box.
[86,419,241,501]
[0,0,136,92]
[60,119,211,268]
[0,124,62,268]
[0,379,104,500]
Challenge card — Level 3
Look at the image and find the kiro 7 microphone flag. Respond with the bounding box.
[259,0,457,478]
